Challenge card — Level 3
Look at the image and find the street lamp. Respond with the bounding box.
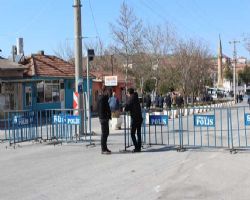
[86,49,94,137]
[229,40,240,103]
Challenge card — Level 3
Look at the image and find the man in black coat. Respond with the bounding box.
[165,93,172,110]
[145,94,151,109]
[124,88,143,152]
[97,86,112,154]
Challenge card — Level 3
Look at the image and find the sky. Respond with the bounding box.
[0,0,250,59]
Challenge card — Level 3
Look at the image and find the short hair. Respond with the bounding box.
[127,88,134,94]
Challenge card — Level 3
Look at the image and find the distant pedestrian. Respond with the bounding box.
[108,91,120,115]
[155,94,159,108]
[145,94,151,110]
[124,88,143,152]
[165,93,172,110]
[159,94,164,109]
[97,86,112,154]
[248,96,250,108]
[171,92,177,108]
[176,94,184,108]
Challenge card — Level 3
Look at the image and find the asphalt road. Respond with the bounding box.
[1,100,250,200]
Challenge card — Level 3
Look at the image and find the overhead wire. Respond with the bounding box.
[139,0,205,41]
[15,0,55,36]
[88,0,101,43]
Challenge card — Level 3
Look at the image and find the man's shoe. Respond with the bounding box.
[102,150,111,155]
[106,149,111,153]
[132,148,141,153]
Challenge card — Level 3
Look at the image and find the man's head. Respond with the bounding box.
[101,85,109,96]
[127,88,134,96]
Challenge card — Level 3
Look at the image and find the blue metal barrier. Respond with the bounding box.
[1,108,92,146]
[2,110,40,145]
[131,105,250,152]
[123,108,147,151]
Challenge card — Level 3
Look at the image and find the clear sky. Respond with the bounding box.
[0,0,250,59]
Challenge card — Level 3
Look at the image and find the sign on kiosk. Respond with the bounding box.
[104,76,118,86]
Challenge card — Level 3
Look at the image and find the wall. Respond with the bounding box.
[0,70,23,78]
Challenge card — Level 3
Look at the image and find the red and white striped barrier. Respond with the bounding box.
[73,91,79,115]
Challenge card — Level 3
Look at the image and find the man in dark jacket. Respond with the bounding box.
[97,86,112,154]
[165,93,172,110]
[124,88,143,152]
[145,94,151,109]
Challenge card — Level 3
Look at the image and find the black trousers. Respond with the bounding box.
[131,120,142,150]
[100,119,109,151]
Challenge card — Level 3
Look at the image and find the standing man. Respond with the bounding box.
[124,88,143,152]
[159,94,164,109]
[97,86,112,154]
[165,93,172,110]
[109,91,120,114]
[145,93,151,110]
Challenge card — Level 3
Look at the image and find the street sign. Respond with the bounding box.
[244,113,250,126]
[149,115,168,126]
[194,115,215,127]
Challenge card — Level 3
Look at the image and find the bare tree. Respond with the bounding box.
[84,39,111,71]
[110,1,144,90]
[173,39,212,105]
[243,34,250,54]
[84,39,105,57]
[143,22,176,93]
[53,40,74,63]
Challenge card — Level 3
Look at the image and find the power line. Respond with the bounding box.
[88,0,102,45]
[140,0,207,40]
[15,1,54,36]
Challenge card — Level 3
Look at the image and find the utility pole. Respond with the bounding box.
[73,0,84,135]
[229,40,240,103]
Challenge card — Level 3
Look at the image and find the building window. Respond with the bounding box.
[37,81,44,103]
[36,80,60,103]
[45,81,52,102]
[25,86,32,106]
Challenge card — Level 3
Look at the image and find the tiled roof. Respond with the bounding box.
[23,54,75,77]
[23,53,95,78]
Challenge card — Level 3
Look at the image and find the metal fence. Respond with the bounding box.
[0,109,93,146]
[123,109,147,151]
[123,106,250,152]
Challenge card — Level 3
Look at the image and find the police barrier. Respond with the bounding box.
[181,106,250,151]
[123,109,147,151]
[124,106,250,152]
[1,110,40,145]
[1,109,92,146]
